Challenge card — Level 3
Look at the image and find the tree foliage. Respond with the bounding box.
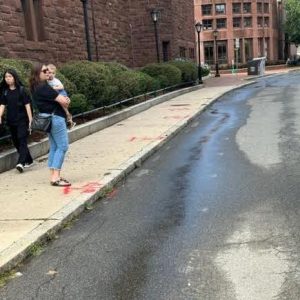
[284,0,300,44]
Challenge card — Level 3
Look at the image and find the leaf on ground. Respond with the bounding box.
[12,272,23,278]
[46,270,58,276]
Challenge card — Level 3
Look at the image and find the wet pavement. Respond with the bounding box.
[1,73,300,299]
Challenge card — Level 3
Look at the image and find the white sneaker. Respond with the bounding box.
[24,162,34,168]
[16,164,24,173]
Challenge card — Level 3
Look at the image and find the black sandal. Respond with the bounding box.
[50,178,71,187]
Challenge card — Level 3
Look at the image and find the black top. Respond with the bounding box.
[32,82,66,119]
[0,87,30,126]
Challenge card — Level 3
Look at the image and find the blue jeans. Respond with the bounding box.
[59,89,68,97]
[47,115,69,170]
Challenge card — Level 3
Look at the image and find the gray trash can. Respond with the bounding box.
[247,57,266,76]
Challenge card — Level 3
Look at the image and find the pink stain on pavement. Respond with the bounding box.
[129,136,137,142]
[63,182,103,195]
[163,114,190,120]
[107,188,118,199]
[168,108,190,111]
[128,136,165,142]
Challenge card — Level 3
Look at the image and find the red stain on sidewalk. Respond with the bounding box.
[168,108,190,111]
[163,114,190,120]
[129,136,165,142]
[129,136,137,142]
[107,188,118,199]
[63,182,103,195]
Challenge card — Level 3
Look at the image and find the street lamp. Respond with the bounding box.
[151,9,160,63]
[195,22,203,84]
[80,0,92,61]
[213,29,220,77]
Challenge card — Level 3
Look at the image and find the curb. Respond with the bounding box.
[0,80,256,275]
[0,84,203,174]
[244,67,300,81]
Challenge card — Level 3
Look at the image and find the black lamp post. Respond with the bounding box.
[80,0,92,61]
[213,29,220,77]
[195,22,203,84]
[151,10,160,63]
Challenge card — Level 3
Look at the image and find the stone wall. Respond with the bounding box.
[0,0,195,67]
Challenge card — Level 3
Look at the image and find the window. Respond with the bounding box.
[265,38,270,58]
[264,3,269,13]
[215,4,226,14]
[216,18,226,29]
[264,17,269,27]
[21,0,45,41]
[257,3,262,13]
[234,39,242,62]
[244,38,253,61]
[258,38,264,56]
[258,38,269,57]
[189,48,195,59]
[162,41,170,62]
[202,4,212,16]
[243,3,251,13]
[244,17,252,27]
[257,17,263,27]
[204,42,214,65]
[203,19,213,30]
[179,47,186,58]
[232,3,241,14]
[233,17,241,28]
[217,40,227,64]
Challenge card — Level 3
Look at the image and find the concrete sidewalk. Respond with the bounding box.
[0,70,289,275]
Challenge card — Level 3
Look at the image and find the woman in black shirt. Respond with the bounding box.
[29,63,71,186]
[0,69,33,173]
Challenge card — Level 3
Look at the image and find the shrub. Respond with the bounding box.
[60,61,113,107]
[168,60,197,82]
[99,62,128,75]
[142,73,161,92]
[113,71,160,100]
[0,59,33,87]
[141,63,182,88]
[69,93,91,115]
[201,63,210,77]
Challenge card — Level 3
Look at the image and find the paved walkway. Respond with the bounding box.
[0,68,294,274]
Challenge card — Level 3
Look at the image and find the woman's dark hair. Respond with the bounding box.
[0,69,24,94]
[29,62,45,93]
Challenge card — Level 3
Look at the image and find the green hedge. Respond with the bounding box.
[0,59,77,98]
[99,62,129,75]
[141,63,182,88]
[0,58,33,88]
[60,61,113,107]
[0,58,199,118]
[168,60,197,82]
[69,93,91,115]
[113,71,160,99]
[200,64,210,77]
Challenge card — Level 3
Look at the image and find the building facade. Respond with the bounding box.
[194,0,284,67]
[0,0,195,68]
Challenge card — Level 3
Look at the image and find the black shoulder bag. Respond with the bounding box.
[31,113,53,133]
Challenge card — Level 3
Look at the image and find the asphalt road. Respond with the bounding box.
[1,73,300,300]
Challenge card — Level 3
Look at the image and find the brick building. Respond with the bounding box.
[194,0,285,67]
[0,0,195,68]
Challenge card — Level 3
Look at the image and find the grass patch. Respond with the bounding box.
[28,242,45,257]
[0,270,17,288]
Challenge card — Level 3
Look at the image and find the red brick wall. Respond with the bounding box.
[0,0,195,68]
[128,0,195,67]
